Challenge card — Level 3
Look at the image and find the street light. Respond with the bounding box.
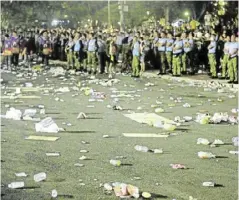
[184,11,190,22]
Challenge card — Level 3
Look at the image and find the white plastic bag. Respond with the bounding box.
[35,117,59,133]
[6,108,22,120]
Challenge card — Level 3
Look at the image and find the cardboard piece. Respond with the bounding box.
[25,135,60,141]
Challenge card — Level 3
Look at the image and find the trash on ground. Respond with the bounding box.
[35,117,60,133]
[51,189,58,198]
[142,192,151,198]
[232,137,239,146]
[110,159,121,166]
[212,139,224,145]
[55,87,70,93]
[8,182,24,189]
[23,109,37,117]
[80,150,88,153]
[25,135,60,141]
[202,182,215,187]
[5,107,22,120]
[153,149,163,154]
[79,156,87,160]
[34,172,46,182]
[198,151,216,159]
[40,109,45,114]
[123,133,168,138]
[155,108,164,113]
[15,172,28,177]
[103,135,110,138]
[134,145,149,152]
[113,105,123,110]
[46,152,60,157]
[183,103,191,108]
[229,151,239,155]
[49,67,65,77]
[163,123,176,131]
[183,116,193,121]
[170,164,187,169]
[197,138,210,145]
[74,163,84,167]
[145,82,155,87]
[77,112,87,119]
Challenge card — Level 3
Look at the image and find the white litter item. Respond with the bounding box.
[195,114,210,124]
[183,116,193,121]
[202,182,215,187]
[49,67,65,77]
[38,105,44,109]
[104,183,113,191]
[40,109,45,115]
[8,182,24,189]
[6,108,22,120]
[232,137,239,146]
[197,138,210,145]
[163,123,176,131]
[110,159,121,166]
[145,82,154,87]
[155,108,164,113]
[231,108,239,114]
[72,86,79,91]
[80,150,88,153]
[23,109,37,117]
[103,135,110,138]
[153,149,163,154]
[198,151,216,159]
[15,88,21,94]
[55,97,59,101]
[134,145,149,152]
[74,163,84,167]
[183,103,191,108]
[212,139,224,145]
[55,87,70,93]
[229,151,239,155]
[15,172,28,177]
[137,106,142,110]
[5,104,10,108]
[51,189,58,198]
[35,117,60,133]
[34,172,46,182]
[25,82,33,87]
[77,112,87,119]
[46,152,60,157]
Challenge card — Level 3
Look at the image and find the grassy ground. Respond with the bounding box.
[1,69,238,200]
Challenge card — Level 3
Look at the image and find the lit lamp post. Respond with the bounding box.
[184,11,190,22]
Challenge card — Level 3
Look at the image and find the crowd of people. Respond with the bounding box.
[1,12,238,83]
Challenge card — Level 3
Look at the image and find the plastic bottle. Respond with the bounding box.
[110,159,121,166]
[134,145,149,152]
[34,172,46,182]
[8,182,24,189]
[202,182,215,187]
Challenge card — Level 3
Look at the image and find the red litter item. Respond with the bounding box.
[170,164,186,169]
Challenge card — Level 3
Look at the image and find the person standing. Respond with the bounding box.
[65,35,74,70]
[97,35,106,74]
[172,33,183,76]
[73,32,81,71]
[80,33,88,72]
[157,32,167,74]
[108,36,117,78]
[228,34,238,84]
[87,33,98,74]
[166,32,174,73]
[39,31,51,67]
[2,34,12,70]
[204,11,212,32]
[10,31,20,68]
[131,36,141,78]
[220,35,230,79]
[182,32,194,74]
[207,34,217,78]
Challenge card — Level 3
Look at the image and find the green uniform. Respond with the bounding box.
[132,41,140,76]
[208,40,217,77]
[221,41,230,78]
[172,39,183,76]
[228,41,238,82]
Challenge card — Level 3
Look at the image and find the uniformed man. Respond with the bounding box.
[172,33,183,76]
[87,33,98,74]
[65,35,74,70]
[221,35,230,79]
[182,32,194,74]
[97,35,106,74]
[207,34,217,78]
[131,36,140,78]
[228,34,238,84]
[157,31,167,74]
[166,32,174,73]
[73,32,81,71]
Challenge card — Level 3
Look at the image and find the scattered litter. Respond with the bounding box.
[231,108,238,114]
[189,196,198,200]
[5,108,22,120]
[51,189,58,198]
[25,135,60,141]
[35,117,60,133]
[77,112,87,119]
[198,151,216,159]
[197,138,210,145]
[137,106,142,110]
[46,152,60,157]
[110,159,121,166]
[8,182,24,189]
[123,133,168,138]
[74,163,84,167]
[23,109,37,117]
[163,124,176,131]
[134,145,149,152]
[49,67,65,77]
[155,108,164,113]
[195,114,210,124]
[229,151,239,155]
[113,182,140,198]
[80,150,88,153]
[79,156,87,160]
[25,82,33,87]
[202,182,215,187]
[34,172,46,182]
[81,141,89,144]
[153,149,163,154]
[113,105,123,110]
[15,172,28,177]
[87,105,95,108]
[38,105,44,109]
[55,87,70,93]
[145,82,154,87]
[232,137,239,146]
[183,103,191,108]
[142,192,151,199]
[55,97,60,101]
[5,104,10,108]
[183,116,193,121]
[212,139,224,145]
[104,183,113,191]
[103,135,110,138]
[170,164,186,169]
[40,109,45,115]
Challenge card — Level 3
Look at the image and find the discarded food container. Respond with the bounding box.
[202,182,215,187]
[110,159,121,166]
[8,182,24,189]
[198,151,216,159]
[34,172,46,182]
[134,145,149,152]
[197,138,210,145]
[232,137,239,146]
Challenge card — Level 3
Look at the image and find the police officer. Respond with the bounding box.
[65,35,74,70]
[207,34,217,78]
[166,32,174,73]
[87,33,98,74]
[228,34,238,84]
[131,35,141,78]
[97,35,106,74]
[182,32,194,74]
[221,35,230,79]
[73,32,81,71]
[172,33,183,76]
[157,31,167,74]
